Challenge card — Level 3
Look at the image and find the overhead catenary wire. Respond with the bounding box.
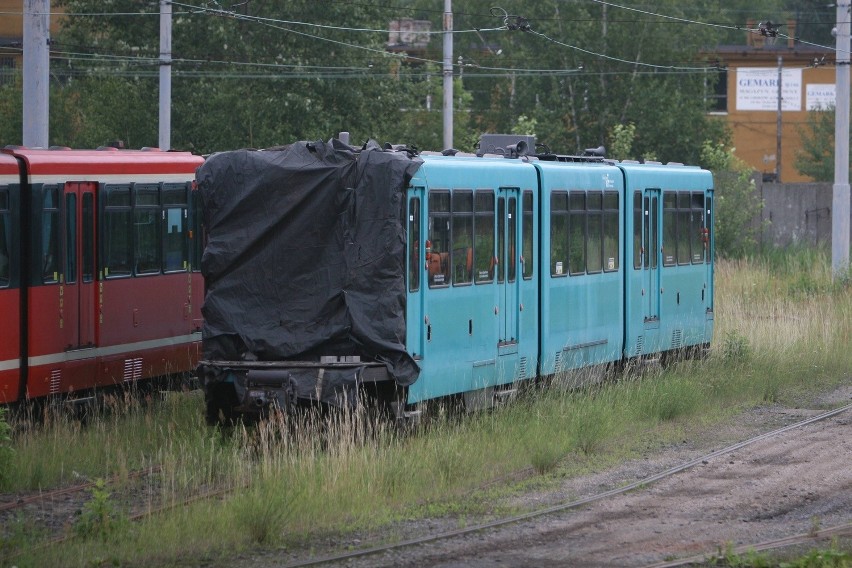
[5,1,830,82]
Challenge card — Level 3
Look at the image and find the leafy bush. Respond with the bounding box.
[722,330,752,363]
[700,140,765,258]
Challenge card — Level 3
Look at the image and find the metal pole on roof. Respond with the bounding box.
[442,0,453,151]
[22,0,49,148]
[833,2,851,277]
[159,0,172,150]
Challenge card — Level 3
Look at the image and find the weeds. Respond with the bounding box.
[74,478,127,540]
[722,330,752,363]
[0,407,12,488]
[231,483,297,545]
[2,251,851,566]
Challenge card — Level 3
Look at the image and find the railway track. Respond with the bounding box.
[0,463,242,559]
[280,402,852,567]
[644,521,852,568]
[0,465,162,514]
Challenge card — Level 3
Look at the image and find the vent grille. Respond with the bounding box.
[123,358,143,382]
[634,335,645,356]
[671,329,683,349]
[49,369,61,395]
[518,357,528,379]
[554,351,563,373]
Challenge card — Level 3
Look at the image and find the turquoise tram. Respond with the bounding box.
[402,149,714,410]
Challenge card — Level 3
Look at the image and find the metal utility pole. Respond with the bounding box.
[442,0,453,150]
[22,0,50,148]
[833,2,851,276]
[159,0,172,150]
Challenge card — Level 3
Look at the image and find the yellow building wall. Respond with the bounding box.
[0,1,63,53]
[0,1,24,38]
[726,63,837,183]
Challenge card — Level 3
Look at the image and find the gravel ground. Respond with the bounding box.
[235,383,852,568]
[4,384,850,567]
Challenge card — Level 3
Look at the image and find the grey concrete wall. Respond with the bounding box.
[756,181,848,248]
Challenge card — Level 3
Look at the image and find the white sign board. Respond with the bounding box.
[736,67,802,111]
[805,84,835,110]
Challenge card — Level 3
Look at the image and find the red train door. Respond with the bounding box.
[62,182,97,350]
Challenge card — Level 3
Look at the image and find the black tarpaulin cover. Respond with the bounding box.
[197,139,423,386]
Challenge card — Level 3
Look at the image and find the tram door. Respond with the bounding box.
[641,188,661,325]
[705,193,714,314]
[496,188,520,376]
[405,191,424,360]
[62,182,97,350]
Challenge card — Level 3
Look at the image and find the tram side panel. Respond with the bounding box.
[536,162,626,381]
[619,164,714,359]
[405,157,539,405]
[97,180,201,386]
[0,156,20,403]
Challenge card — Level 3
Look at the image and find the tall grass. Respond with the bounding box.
[2,249,851,567]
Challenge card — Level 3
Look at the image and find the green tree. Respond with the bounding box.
[1,0,469,152]
[0,0,812,158]
[795,106,837,182]
[700,140,764,258]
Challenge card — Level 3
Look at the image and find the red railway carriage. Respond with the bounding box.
[0,147,204,404]
[0,154,20,403]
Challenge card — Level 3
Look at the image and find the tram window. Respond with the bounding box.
[603,192,619,272]
[0,191,8,287]
[162,184,188,273]
[452,191,473,285]
[82,194,94,282]
[408,196,420,292]
[568,192,586,275]
[474,191,495,283]
[428,191,451,287]
[103,185,132,278]
[550,192,568,277]
[134,184,161,275]
[586,192,602,274]
[162,184,186,206]
[633,192,642,270]
[690,193,705,263]
[42,185,60,283]
[522,191,533,279]
[662,191,677,266]
[107,186,131,206]
[507,196,517,283]
[65,193,77,284]
[677,192,691,265]
[163,207,187,272]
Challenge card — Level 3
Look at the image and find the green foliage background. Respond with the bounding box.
[0,0,831,157]
[0,0,831,257]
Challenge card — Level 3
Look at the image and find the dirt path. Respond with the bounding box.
[259,385,852,568]
[375,413,851,567]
